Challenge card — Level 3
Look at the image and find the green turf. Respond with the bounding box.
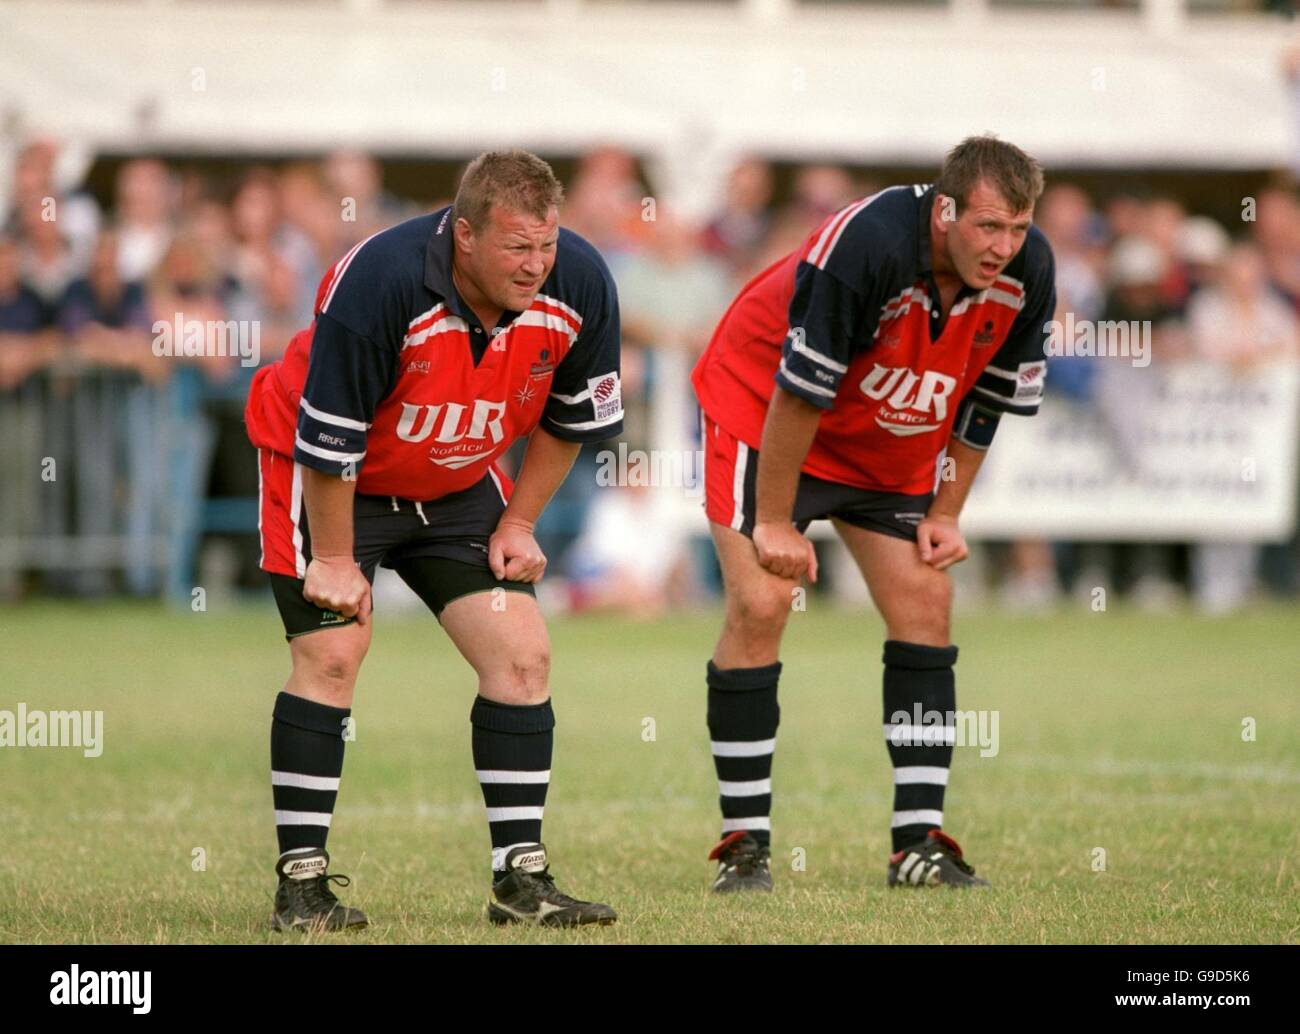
[0,598,1297,944]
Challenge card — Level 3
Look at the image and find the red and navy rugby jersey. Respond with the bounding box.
[245,205,623,500]
[692,184,1056,495]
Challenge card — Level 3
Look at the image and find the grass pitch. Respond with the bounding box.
[1,597,1297,944]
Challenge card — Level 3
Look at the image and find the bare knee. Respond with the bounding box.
[479,644,551,705]
[717,583,794,666]
[735,583,794,632]
[288,629,369,707]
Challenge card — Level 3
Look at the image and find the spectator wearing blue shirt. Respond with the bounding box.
[0,234,55,390]
[59,231,162,596]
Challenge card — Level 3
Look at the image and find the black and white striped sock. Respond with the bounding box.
[882,640,957,852]
[270,691,350,858]
[707,660,780,848]
[470,695,553,879]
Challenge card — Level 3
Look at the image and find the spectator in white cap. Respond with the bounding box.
[1178,216,1231,297]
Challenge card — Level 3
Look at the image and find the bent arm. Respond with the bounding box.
[301,467,358,561]
[755,385,823,524]
[928,438,988,521]
[500,426,583,531]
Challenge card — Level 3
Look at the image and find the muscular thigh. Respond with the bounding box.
[833,518,952,647]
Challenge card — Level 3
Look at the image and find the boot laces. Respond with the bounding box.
[297,873,352,913]
[519,867,580,907]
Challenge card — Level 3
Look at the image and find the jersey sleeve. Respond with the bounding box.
[293,314,398,476]
[775,260,868,410]
[294,239,406,476]
[967,234,1056,417]
[541,254,624,443]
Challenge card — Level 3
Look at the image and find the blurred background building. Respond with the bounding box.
[0,0,1296,615]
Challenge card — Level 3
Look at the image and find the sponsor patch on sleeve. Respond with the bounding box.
[587,372,622,422]
[1013,361,1046,401]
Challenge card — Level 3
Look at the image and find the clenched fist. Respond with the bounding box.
[753,520,818,583]
[916,514,969,571]
[489,519,548,583]
[302,556,372,624]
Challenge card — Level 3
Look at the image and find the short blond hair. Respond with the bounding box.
[453,149,564,233]
[934,135,1044,215]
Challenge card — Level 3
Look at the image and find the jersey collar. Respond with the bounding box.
[916,186,937,278]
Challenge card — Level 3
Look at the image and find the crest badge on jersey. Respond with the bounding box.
[530,347,556,380]
[973,319,998,346]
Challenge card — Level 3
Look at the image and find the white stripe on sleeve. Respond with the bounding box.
[778,359,838,399]
[294,435,366,463]
[788,332,848,374]
[300,397,372,432]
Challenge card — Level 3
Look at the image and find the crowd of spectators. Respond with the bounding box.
[997,182,1300,613]
[2,136,1298,612]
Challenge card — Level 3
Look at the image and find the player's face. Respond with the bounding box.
[934,180,1033,290]
[459,204,559,313]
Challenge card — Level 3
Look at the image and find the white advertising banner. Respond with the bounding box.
[963,361,1300,542]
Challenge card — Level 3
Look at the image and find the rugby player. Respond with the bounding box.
[245,151,623,929]
[691,136,1056,891]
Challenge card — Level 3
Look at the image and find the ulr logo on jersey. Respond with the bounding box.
[396,399,507,468]
[858,363,958,437]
